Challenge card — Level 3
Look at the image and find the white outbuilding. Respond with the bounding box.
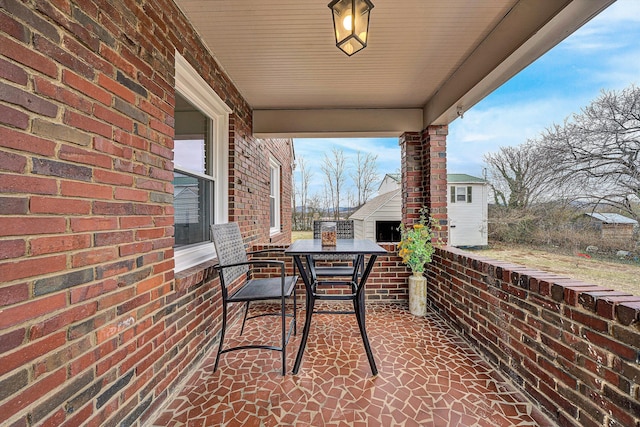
[350,187,402,242]
[447,174,488,247]
[350,173,488,247]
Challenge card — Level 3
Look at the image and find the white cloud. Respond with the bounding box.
[589,0,640,25]
[447,0,640,176]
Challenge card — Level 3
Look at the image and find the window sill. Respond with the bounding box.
[270,230,285,241]
[174,256,219,292]
[174,242,216,273]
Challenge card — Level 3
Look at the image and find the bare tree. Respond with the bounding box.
[541,85,640,221]
[295,157,313,230]
[320,147,346,219]
[345,189,357,217]
[483,142,560,209]
[350,151,379,207]
[306,193,323,223]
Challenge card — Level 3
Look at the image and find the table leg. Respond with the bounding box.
[290,252,379,376]
[292,255,314,374]
[354,254,378,376]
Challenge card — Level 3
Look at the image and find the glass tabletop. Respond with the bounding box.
[285,239,387,255]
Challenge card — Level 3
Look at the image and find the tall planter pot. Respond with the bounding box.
[408,272,427,316]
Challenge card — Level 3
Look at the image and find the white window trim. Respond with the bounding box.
[450,185,473,204]
[174,52,231,272]
[269,157,281,235]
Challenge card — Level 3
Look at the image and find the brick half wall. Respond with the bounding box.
[427,247,640,427]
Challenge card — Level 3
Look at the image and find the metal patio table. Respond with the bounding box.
[285,239,387,375]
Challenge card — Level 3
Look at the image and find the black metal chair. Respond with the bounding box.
[210,222,297,375]
[311,220,362,279]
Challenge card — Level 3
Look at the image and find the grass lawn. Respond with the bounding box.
[292,231,313,241]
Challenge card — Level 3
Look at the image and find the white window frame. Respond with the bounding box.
[269,157,281,235]
[450,185,472,204]
[174,52,231,272]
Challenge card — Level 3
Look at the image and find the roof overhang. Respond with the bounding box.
[175,0,615,138]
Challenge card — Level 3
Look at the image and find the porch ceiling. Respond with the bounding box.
[174,0,614,137]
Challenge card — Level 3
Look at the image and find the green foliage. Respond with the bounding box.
[398,209,439,273]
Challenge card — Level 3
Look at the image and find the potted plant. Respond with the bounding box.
[398,209,439,316]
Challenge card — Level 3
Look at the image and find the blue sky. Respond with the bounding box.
[294,0,640,198]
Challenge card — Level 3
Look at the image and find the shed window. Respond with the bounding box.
[450,186,472,203]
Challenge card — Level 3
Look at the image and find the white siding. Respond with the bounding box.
[378,176,400,194]
[352,191,401,240]
[365,197,401,240]
[353,219,365,240]
[448,184,488,247]
[353,176,488,246]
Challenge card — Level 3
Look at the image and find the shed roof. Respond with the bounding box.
[585,213,638,225]
[350,189,401,221]
[448,174,487,183]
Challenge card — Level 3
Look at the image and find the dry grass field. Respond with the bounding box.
[464,243,640,296]
[292,231,313,241]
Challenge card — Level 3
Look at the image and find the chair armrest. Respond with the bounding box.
[215,259,285,270]
[247,248,286,256]
[215,260,289,293]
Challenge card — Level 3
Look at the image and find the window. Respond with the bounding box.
[174,53,231,271]
[269,158,281,235]
[376,221,401,242]
[450,186,472,203]
[173,96,212,248]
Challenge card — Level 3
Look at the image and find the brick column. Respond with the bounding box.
[400,126,448,243]
[423,125,448,243]
[400,131,423,226]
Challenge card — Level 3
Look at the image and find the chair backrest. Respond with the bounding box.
[313,220,354,239]
[210,223,249,285]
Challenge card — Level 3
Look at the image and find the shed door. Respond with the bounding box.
[449,218,462,247]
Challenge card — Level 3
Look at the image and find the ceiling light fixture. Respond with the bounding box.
[328,0,374,56]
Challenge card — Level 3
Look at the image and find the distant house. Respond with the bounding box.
[350,173,488,247]
[377,173,402,194]
[583,213,638,240]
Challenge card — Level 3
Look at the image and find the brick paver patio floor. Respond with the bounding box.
[147,303,554,426]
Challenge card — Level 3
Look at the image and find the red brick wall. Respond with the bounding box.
[230,136,294,246]
[400,131,423,225]
[0,0,292,425]
[421,125,448,242]
[400,127,448,243]
[428,247,640,427]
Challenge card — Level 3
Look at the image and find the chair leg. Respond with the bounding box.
[214,301,228,373]
[281,294,286,376]
[239,301,250,335]
[293,282,297,336]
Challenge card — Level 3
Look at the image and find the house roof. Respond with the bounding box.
[584,213,638,225]
[174,0,614,137]
[384,173,401,183]
[350,189,401,221]
[448,173,487,184]
[379,173,486,189]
